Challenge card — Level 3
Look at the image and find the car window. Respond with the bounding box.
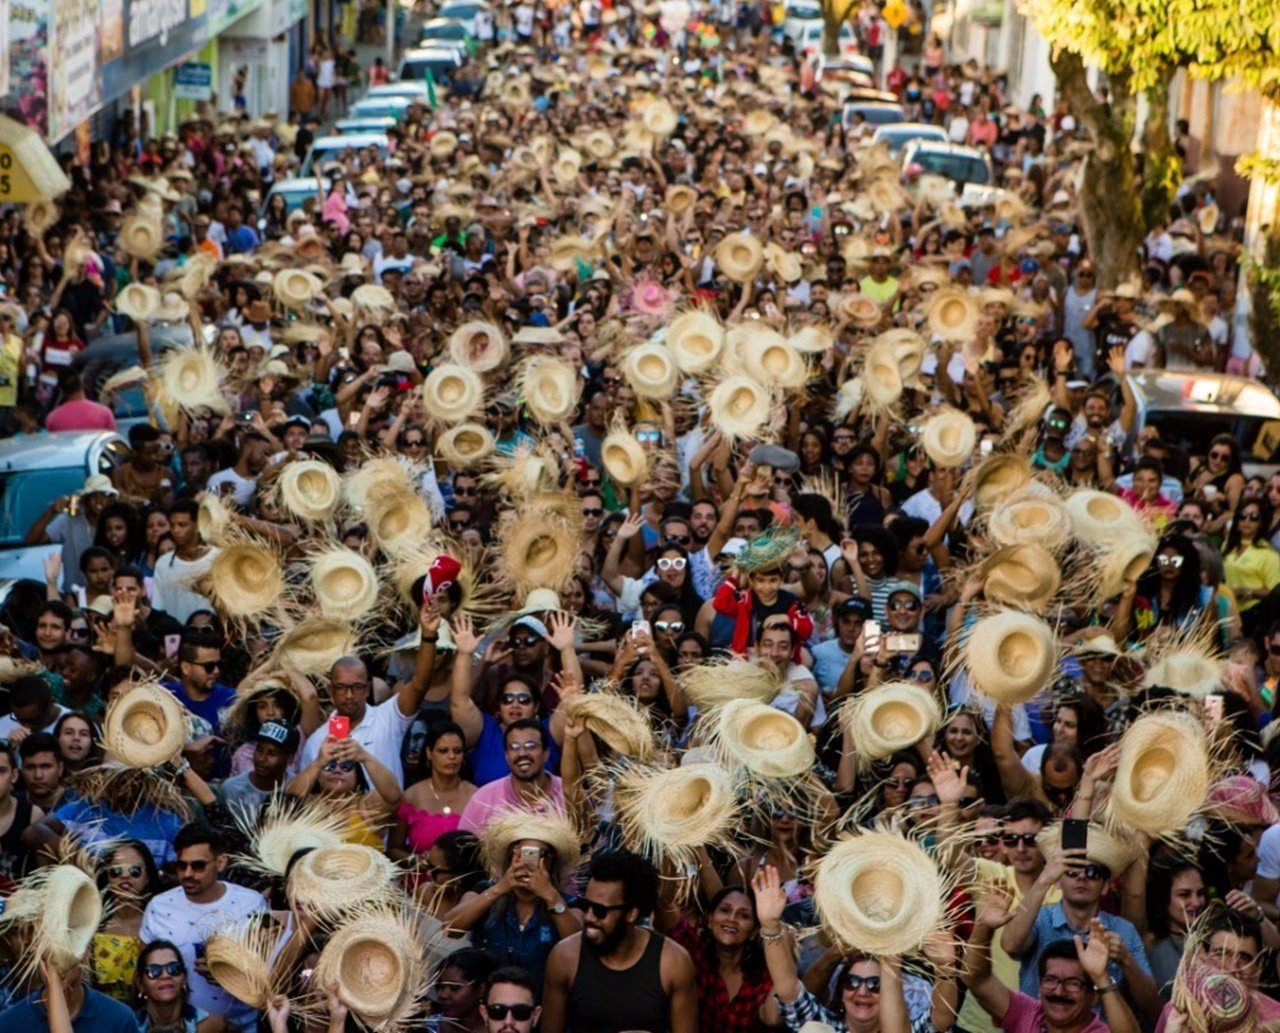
[912,150,989,184]
[0,469,87,546]
[1146,412,1280,464]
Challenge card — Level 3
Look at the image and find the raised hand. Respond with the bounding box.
[420,596,442,638]
[617,511,645,540]
[975,885,1015,929]
[450,614,480,654]
[925,750,969,806]
[545,611,577,652]
[751,864,788,926]
[1074,917,1111,983]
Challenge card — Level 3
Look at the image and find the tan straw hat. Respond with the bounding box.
[613,762,738,869]
[1196,203,1220,236]
[601,424,650,487]
[561,691,656,762]
[365,487,434,560]
[678,657,779,710]
[666,184,698,213]
[665,310,724,374]
[499,505,581,594]
[197,492,233,546]
[838,292,882,328]
[271,617,358,677]
[1065,488,1146,544]
[206,540,286,619]
[788,325,834,355]
[351,284,396,314]
[715,232,764,283]
[861,341,904,412]
[115,283,161,322]
[519,356,580,424]
[707,375,771,440]
[288,844,399,925]
[422,363,485,423]
[205,920,281,1009]
[310,545,380,621]
[243,796,351,878]
[740,333,808,390]
[743,109,777,136]
[161,347,227,414]
[155,291,190,323]
[448,321,508,373]
[481,809,582,880]
[710,699,813,779]
[437,423,496,468]
[344,455,417,512]
[964,609,1057,704]
[640,99,678,136]
[1142,651,1223,698]
[621,342,680,399]
[987,492,1073,551]
[1037,821,1138,875]
[971,453,1033,511]
[313,909,427,1029]
[814,830,945,955]
[273,269,322,310]
[1095,522,1159,599]
[841,682,941,763]
[120,213,164,259]
[1,864,103,977]
[104,681,187,767]
[552,148,583,186]
[919,408,976,468]
[430,130,458,159]
[926,286,980,341]
[980,543,1062,612]
[1107,710,1211,838]
[278,459,342,524]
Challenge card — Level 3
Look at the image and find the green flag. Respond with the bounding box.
[425,68,438,110]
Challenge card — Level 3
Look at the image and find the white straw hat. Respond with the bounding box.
[980,543,1062,613]
[601,424,650,487]
[519,356,581,424]
[103,682,187,767]
[274,268,322,310]
[1,864,103,977]
[422,363,485,423]
[841,682,941,762]
[678,657,780,710]
[707,376,771,440]
[277,459,342,524]
[709,699,813,779]
[1107,710,1211,838]
[715,232,764,283]
[666,310,725,374]
[313,909,427,1029]
[621,342,680,399]
[971,453,1033,511]
[310,545,380,621]
[986,492,1073,551]
[613,761,738,870]
[271,618,358,677]
[919,408,976,468]
[963,609,1057,704]
[115,283,161,322]
[366,487,434,560]
[448,321,508,373]
[288,844,399,925]
[206,540,286,620]
[437,423,495,468]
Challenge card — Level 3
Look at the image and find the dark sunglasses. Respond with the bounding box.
[175,859,211,872]
[501,692,534,705]
[579,898,629,919]
[845,974,881,992]
[144,961,184,979]
[509,635,541,649]
[1209,449,1232,460]
[888,599,921,612]
[908,794,940,809]
[109,864,144,878]
[1001,833,1039,848]
[187,660,221,673]
[909,669,934,683]
[453,485,477,495]
[323,759,357,773]
[582,507,604,517]
[654,620,684,634]
[663,534,691,546]
[486,1003,536,1021]
[402,438,426,448]
[1065,864,1110,881]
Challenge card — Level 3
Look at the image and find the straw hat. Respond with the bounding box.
[640,99,678,136]
[197,493,236,549]
[63,231,92,276]
[351,284,396,313]
[964,609,1057,704]
[613,762,738,869]
[665,310,724,374]
[344,455,417,512]
[448,321,508,373]
[271,617,358,677]
[867,177,910,215]
[1066,488,1147,546]
[919,408,976,468]
[121,213,164,259]
[814,830,945,955]
[115,283,161,322]
[274,269,322,310]
[1,864,103,976]
[715,233,764,283]
[678,657,780,710]
[499,506,580,594]
[481,809,582,880]
[437,423,495,468]
[1107,710,1211,838]
[422,363,484,423]
[161,347,227,414]
[1142,650,1223,698]
[666,184,698,213]
[841,682,941,762]
[366,487,434,560]
[766,246,803,284]
[561,692,655,762]
[622,342,680,399]
[519,356,581,424]
[838,293,883,328]
[1095,522,1159,599]
[552,148,583,187]
[601,425,650,487]
[987,492,1073,551]
[789,325,834,355]
[155,291,190,323]
[98,365,151,399]
[104,682,187,767]
[310,546,380,621]
[1174,959,1254,1033]
[288,844,398,924]
[740,333,808,390]
[981,544,1062,612]
[971,453,1033,511]
[430,130,458,159]
[861,342,904,412]
[205,920,281,1009]
[1196,203,1220,236]
[1037,821,1138,875]
[178,253,217,302]
[926,286,980,341]
[207,540,285,619]
[743,109,777,135]
[23,197,60,236]
[278,459,342,524]
[711,699,813,779]
[707,375,771,440]
[313,909,427,1029]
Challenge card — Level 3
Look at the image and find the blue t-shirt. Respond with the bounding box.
[469,713,560,787]
[162,681,236,732]
[54,797,184,867]
[0,986,141,1033]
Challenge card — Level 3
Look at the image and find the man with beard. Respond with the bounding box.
[457,719,564,834]
[541,850,696,1033]
[755,615,822,729]
[482,968,542,1033]
[26,473,118,595]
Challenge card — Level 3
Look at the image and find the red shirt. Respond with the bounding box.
[45,398,117,432]
[669,917,773,1033]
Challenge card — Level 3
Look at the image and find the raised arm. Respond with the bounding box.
[396,601,440,717]
[447,615,485,747]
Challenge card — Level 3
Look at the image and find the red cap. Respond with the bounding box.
[423,555,462,599]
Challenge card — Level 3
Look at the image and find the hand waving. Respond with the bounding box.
[751,864,788,926]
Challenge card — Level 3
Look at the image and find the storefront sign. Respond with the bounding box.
[48,0,101,140]
[173,60,213,99]
[1,0,49,136]
[100,0,208,109]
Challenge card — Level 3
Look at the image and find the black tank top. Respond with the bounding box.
[0,798,34,880]
[568,928,669,1033]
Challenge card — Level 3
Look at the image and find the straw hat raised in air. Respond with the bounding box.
[919,408,976,469]
[429,130,458,160]
[838,292,882,328]
[271,617,358,678]
[709,699,813,779]
[1036,820,1138,876]
[161,347,227,414]
[622,342,680,400]
[197,492,232,546]
[860,342,904,413]
[926,286,980,342]
[313,909,427,1029]
[552,148,583,187]
[1094,521,1160,600]
[115,283,161,323]
[206,540,286,620]
[310,545,380,622]
[205,919,282,1009]
[104,682,187,767]
[422,363,485,423]
[986,491,1073,551]
[1142,649,1223,698]
[601,424,650,488]
[365,487,434,560]
[640,99,678,136]
[707,375,771,440]
[448,321,508,374]
[273,269,322,310]
[481,808,583,881]
[971,453,1033,511]
[980,544,1062,613]
[613,761,738,869]
[0,864,103,978]
[788,325,834,355]
[155,292,190,323]
[120,213,164,259]
[561,691,656,762]
[813,829,946,956]
[498,505,581,595]
[678,656,780,711]
[288,844,399,925]
[666,184,698,213]
[1065,488,1146,545]
[715,232,764,283]
[739,333,808,391]
[437,423,495,468]
[840,682,941,763]
[963,609,1057,705]
[583,129,615,160]
[518,356,580,425]
[665,310,725,374]
[277,459,342,524]
[1107,710,1211,838]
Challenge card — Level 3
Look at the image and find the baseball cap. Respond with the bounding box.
[512,616,549,639]
[884,580,923,602]
[836,596,873,620]
[256,719,300,753]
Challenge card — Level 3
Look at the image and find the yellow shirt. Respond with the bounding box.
[1224,541,1280,612]
[858,274,899,304]
[0,332,20,408]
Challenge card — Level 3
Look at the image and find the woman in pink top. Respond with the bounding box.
[389,722,476,861]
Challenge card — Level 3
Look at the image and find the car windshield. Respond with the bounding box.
[853,106,905,125]
[912,150,990,184]
[789,3,821,17]
[424,24,467,37]
[0,469,86,546]
[400,58,459,80]
[1145,411,1280,464]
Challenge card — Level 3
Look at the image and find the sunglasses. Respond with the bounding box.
[509,635,541,649]
[581,478,602,488]
[323,759,357,773]
[635,430,662,444]
[888,599,921,612]
[657,557,687,571]
[448,520,469,531]
[579,898,629,919]
[144,961,184,979]
[1065,864,1110,881]
[187,660,221,673]
[1156,554,1184,568]
[1001,833,1038,848]
[1239,512,1262,522]
[402,438,426,448]
[486,1003,536,1021]
[845,974,881,992]
[109,864,144,879]
[884,777,912,788]
[453,485,477,495]
[654,620,684,634]
[908,794,940,809]
[428,864,453,879]
[663,534,691,546]
[582,507,604,517]
[908,669,934,683]
[175,859,211,872]
[1209,450,1232,461]
[501,692,535,706]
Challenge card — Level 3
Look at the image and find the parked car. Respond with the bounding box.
[842,101,906,127]
[335,116,398,135]
[819,54,876,79]
[781,1,822,42]
[347,96,416,123]
[872,121,948,157]
[794,21,858,58]
[365,82,431,101]
[73,325,195,435]
[419,17,473,46]
[900,140,993,187]
[0,431,132,583]
[260,177,329,220]
[436,0,485,34]
[300,133,390,177]
[395,47,466,85]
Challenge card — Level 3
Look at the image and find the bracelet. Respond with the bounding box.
[760,924,789,944]
[173,759,191,777]
[1094,983,1118,994]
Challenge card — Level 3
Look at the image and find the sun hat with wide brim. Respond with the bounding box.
[1094,522,1160,600]
[665,309,725,374]
[1065,488,1148,546]
[448,321,508,374]
[582,129,615,160]
[548,234,597,273]
[206,539,286,620]
[919,407,977,468]
[707,375,772,441]
[271,617,358,677]
[837,292,883,328]
[155,291,190,323]
[964,609,1057,705]
[437,423,495,468]
[1,864,103,977]
[197,492,233,546]
[273,268,322,310]
[1106,710,1211,838]
[601,424,650,487]
[861,341,904,413]
[242,795,352,879]
[115,283,162,322]
[622,342,680,399]
[422,363,485,423]
[1036,820,1139,876]
[613,761,738,869]
[288,844,399,925]
[813,829,946,955]
[678,657,780,711]
[715,232,765,283]
[1142,650,1224,698]
[518,356,581,425]
[205,919,282,1009]
[709,699,813,779]
[666,184,698,213]
[1196,203,1221,236]
[344,455,418,512]
[277,459,342,524]
[739,333,808,390]
[429,130,458,159]
[351,284,397,314]
[120,214,165,259]
[981,543,1062,613]
[789,325,834,355]
[561,692,656,762]
[766,246,804,284]
[365,487,434,560]
[841,682,941,763]
[987,491,1073,551]
[104,682,188,767]
[552,148,583,186]
[971,453,1033,511]
[313,909,427,1029]
[481,808,583,880]
[161,347,228,414]
[926,285,980,342]
[310,545,380,622]
[640,98,678,136]
[498,505,581,595]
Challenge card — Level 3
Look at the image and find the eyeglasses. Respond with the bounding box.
[506,739,542,752]
[579,898,629,919]
[323,760,357,773]
[143,961,184,979]
[1001,833,1039,848]
[832,435,855,444]
[582,507,604,517]
[888,599,921,612]
[453,484,477,495]
[331,681,368,695]
[844,974,881,993]
[1209,449,1232,461]
[884,777,912,788]
[109,864,143,878]
[1239,512,1262,522]
[1041,975,1087,993]
[428,864,453,879]
[657,557,687,572]
[175,859,211,872]
[908,795,940,809]
[187,660,221,673]
[500,692,534,706]
[909,669,934,683]
[662,534,690,546]
[509,635,541,649]
[602,375,621,386]
[438,979,476,992]
[486,1003,536,1021]
[1156,554,1184,569]
[654,620,684,634]
[1065,864,1110,881]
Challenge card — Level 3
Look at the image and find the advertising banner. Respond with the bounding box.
[2,0,49,136]
[48,0,101,140]
[173,61,213,99]
[100,0,209,108]
[0,0,11,98]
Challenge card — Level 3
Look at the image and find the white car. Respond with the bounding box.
[794,21,859,58]
[872,122,948,157]
[781,1,822,42]
[436,0,486,35]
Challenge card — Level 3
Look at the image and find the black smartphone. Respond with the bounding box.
[1062,818,1088,852]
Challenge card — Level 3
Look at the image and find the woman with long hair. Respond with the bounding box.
[1020,695,1110,775]
[1117,534,1215,642]
[606,630,687,750]
[389,722,476,862]
[408,828,485,916]
[937,707,1006,806]
[1222,497,1280,638]
[94,501,145,570]
[1188,432,1246,535]
[285,735,401,849]
[54,710,103,773]
[1142,858,1206,999]
[837,525,899,622]
[93,840,162,1002]
[139,508,171,575]
[842,444,891,526]
[132,938,226,1033]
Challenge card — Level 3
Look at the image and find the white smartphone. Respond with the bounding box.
[864,620,882,651]
[631,619,651,639]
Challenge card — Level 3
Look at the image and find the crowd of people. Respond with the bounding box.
[0,2,1274,1033]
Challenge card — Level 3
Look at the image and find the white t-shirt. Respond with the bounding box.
[770,662,826,729]
[151,548,220,623]
[206,468,257,508]
[1255,824,1280,894]
[0,705,68,739]
[298,695,414,787]
[140,883,268,1030]
[902,488,974,528]
[514,3,535,34]
[1125,329,1156,368]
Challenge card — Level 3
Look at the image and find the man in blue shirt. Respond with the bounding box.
[163,629,236,733]
[811,596,871,696]
[0,959,140,1032]
[222,204,259,255]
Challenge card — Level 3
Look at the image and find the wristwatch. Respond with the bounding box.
[549,898,567,915]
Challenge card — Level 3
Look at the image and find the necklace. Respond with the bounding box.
[428,777,452,815]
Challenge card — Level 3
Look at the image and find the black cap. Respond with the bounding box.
[835,596,873,620]
[256,719,300,754]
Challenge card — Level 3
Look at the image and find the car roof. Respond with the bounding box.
[874,122,946,135]
[845,101,903,111]
[368,82,430,96]
[905,140,986,156]
[1129,371,1280,419]
[352,95,413,109]
[0,431,122,471]
[422,16,468,27]
[272,177,324,190]
[336,117,398,132]
[403,46,465,57]
[309,134,390,148]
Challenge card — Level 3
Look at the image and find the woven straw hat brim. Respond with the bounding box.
[843,682,941,762]
[622,343,680,399]
[972,453,1033,511]
[716,233,764,283]
[666,310,725,374]
[34,866,103,971]
[104,683,188,767]
[1142,653,1223,697]
[271,618,358,677]
[986,493,1073,550]
[740,337,808,390]
[641,100,678,136]
[862,342,904,408]
[707,375,771,440]
[500,509,581,595]
[1066,488,1148,545]
[1095,525,1160,599]
[1108,710,1211,838]
[344,455,419,512]
[121,216,164,259]
[314,911,425,1026]
[310,547,380,621]
[561,692,655,761]
[919,408,977,468]
[162,348,226,413]
[274,269,322,309]
[678,658,780,710]
[448,321,508,373]
[981,543,1062,612]
[714,700,813,778]
[278,460,342,524]
[926,286,980,341]
[519,358,581,424]
[666,185,698,213]
[366,488,434,559]
[437,423,496,468]
[1037,821,1138,875]
[964,610,1057,705]
[288,844,398,920]
[788,325,834,354]
[116,284,161,322]
[422,364,485,423]
[207,541,286,619]
[601,429,650,487]
[205,922,279,1008]
[198,493,232,546]
[614,762,738,865]
[481,808,582,880]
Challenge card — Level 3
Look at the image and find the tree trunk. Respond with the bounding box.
[1249,229,1280,380]
[1050,50,1144,291]
[821,9,842,56]
[1141,76,1180,232]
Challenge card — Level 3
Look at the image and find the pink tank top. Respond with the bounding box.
[397,801,461,853]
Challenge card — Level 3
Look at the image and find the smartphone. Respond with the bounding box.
[864,620,882,650]
[520,845,542,866]
[164,634,181,660]
[631,619,651,640]
[1204,694,1224,726]
[239,412,255,423]
[980,438,995,456]
[1202,484,1219,501]
[328,714,351,740]
[1062,818,1088,852]
[886,633,922,654]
